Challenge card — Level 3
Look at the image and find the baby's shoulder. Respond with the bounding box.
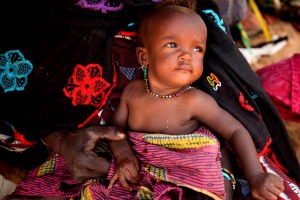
[185,87,216,103]
[187,87,209,97]
[123,79,145,94]
[125,79,144,88]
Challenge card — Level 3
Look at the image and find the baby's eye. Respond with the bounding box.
[166,43,177,48]
[193,47,202,52]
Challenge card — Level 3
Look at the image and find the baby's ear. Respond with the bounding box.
[136,46,148,66]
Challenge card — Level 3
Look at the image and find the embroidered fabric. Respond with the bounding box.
[75,0,124,13]
[13,127,225,200]
[0,50,33,93]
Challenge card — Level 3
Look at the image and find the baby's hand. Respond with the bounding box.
[108,153,140,191]
[249,172,284,200]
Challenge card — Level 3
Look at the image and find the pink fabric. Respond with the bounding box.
[12,127,300,199]
[128,126,225,199]
[12,126,225,199]
[12,153,80,197]
[256,53,300,123]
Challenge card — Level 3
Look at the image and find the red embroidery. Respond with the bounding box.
[13,129,36,146]
[117,31,137,37]
[239,92,254,111]
[63,64,111,107]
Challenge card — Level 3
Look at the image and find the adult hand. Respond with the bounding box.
[42,125,126,183]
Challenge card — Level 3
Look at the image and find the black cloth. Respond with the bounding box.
[196,10,300,182]
[0,0,154,141]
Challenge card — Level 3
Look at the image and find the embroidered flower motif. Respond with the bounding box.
[0,50,33,93]
[63,63,111,107]
[75,0,124,13]
[239,92,254,111]
[75,0,160,12]
[202,9,227,33]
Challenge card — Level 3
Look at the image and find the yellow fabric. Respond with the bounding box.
[143,133,217,149]
[37,154,57,176]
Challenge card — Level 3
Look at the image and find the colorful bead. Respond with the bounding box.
[145,78,192,98]
[222,167,236,192]
[142,65,193,98]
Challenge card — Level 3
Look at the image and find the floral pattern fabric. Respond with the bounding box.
[63,63,111,107]
[0,50,33,93]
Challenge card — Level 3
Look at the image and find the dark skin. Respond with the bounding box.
[42,125,126,183]
[5,126,126,200]
[108,6,284,200]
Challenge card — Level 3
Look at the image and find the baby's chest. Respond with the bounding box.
[128,106,198,134]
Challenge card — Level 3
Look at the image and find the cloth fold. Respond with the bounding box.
[256,53,300,123]
[12,126,225,199]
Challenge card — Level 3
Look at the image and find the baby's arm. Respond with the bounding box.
[226,122,284,199]
[189,91,284,199]
[108,82,140,191]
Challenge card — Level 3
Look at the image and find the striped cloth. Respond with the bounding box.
[127,126,225,199]
[104,126,225,199]
[13,126,225,199]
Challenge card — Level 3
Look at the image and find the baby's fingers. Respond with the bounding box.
[273,177,284,192]
[127,168,140,184]
[252,190,278,200]
[108,173,118,189]
[119,174,132,191]
[269,178,284,199]
[268,185,284,199]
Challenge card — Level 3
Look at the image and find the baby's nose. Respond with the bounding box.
[179,50,192,61]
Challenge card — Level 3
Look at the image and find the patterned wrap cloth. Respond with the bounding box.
[13,126,225,199]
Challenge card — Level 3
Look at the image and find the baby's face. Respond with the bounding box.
[145,11,207,88]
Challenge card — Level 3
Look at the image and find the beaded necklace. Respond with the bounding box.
[145,78,192,98]
[142,65,193,98]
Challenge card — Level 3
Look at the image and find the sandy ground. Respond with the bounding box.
[251,20,300,71]
[247,18,300,162]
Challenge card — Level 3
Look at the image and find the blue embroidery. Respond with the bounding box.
[127,22,136,27]
[202,9,226,34]
[250,91,258,99]
[0,50,33,93]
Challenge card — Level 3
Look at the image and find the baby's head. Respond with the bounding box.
[136,1,207,88]
[137,0,206,48]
